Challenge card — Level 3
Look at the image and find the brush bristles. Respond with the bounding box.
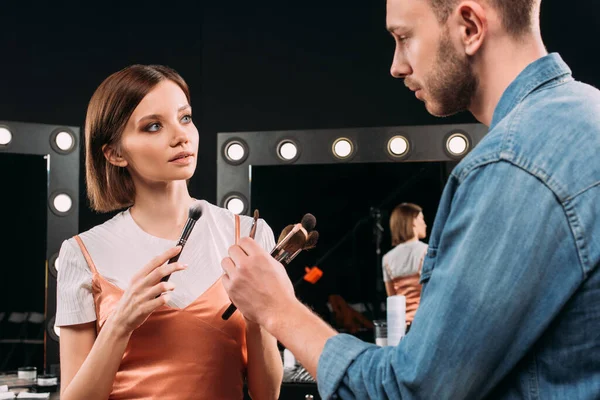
[304,231,319,250]
[278,224,295,244]
[277,230,307,256]
[188,203,203,221]
[301,213,316,232]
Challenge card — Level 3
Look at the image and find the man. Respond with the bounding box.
[221,0,600,398]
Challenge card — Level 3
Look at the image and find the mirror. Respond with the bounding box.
[0,120,80,375]
[217,123,487,341]
[251,162,447,338]
[0,153,48,372]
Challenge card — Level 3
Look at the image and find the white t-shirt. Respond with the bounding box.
[56,200,276,327]
[382,240,428,282]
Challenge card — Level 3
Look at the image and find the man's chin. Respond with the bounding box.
[425,102,463,118]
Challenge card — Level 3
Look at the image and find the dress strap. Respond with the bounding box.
[73,235,99,275]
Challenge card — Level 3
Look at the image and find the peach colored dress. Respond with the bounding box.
[385,272,422,324]
[73,232,248,399]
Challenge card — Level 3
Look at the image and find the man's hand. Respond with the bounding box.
[221,237,296,328]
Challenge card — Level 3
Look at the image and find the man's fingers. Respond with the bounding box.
[238,237,263,256]
[228,244,249,266]
[221,256,236,279]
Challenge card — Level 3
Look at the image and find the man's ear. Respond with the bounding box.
[454,1,487,56]
[102,144,128,167]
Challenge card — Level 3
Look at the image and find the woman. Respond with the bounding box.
[56,65,283,399]
[382,203,428,328]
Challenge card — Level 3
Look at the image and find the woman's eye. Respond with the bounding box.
[145,122,161,132]
[181,114,193,123]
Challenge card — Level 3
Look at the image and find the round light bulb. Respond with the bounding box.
[447,134,469,155]
[226,197,245,215]
[0,127,12,145]
[279,141,298,160]
[388,136,408,156]
[333,138,353,158]
[55,131,74,151]
[226,143,245,161]
[53,194,73,213]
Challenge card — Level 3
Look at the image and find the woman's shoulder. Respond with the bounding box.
[77,209,131,244]
[384,240,428,258]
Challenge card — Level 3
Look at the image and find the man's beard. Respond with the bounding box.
[424,32,478,117]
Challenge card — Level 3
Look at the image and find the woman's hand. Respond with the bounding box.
[110,246,186,335]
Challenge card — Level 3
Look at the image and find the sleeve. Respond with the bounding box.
[316,161,585,399]
[417,242,428,274]
[257,218,276,252]
[381,255,391,282]
[55,238,97,326]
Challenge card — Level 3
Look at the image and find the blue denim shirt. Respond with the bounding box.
[317,53,600,399]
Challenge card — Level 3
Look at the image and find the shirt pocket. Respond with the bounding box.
[419,246,438,289]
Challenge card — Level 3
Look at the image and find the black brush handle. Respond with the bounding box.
[221,303,238,320]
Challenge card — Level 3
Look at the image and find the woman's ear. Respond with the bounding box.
[102,144,128,167]
[454,1,487,56]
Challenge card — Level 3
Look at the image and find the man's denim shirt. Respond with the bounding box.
[317,53,600,399]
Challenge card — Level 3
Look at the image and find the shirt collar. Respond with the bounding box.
[490,53,572,129]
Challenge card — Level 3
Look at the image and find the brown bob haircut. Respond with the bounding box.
[85,65,190,212]
[389,203,423,246]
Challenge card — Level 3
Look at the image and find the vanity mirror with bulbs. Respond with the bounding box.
[217,123,487,331]
[0,121,79,376]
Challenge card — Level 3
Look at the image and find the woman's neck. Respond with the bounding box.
[129,181,195,240]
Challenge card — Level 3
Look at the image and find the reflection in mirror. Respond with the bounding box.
[251,162,446,340]
[0,153,48,372]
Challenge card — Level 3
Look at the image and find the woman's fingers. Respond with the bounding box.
[132,246,182,282]
[147,281,176,299]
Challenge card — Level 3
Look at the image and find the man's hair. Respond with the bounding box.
[429,0,539,36]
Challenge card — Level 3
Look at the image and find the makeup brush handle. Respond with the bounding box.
[221,303,238,320]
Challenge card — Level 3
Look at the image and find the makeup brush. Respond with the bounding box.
[282,230,319,267]
[221,213,316,321]
[249,209,259,239]
[221,209,260,320]
[160,202,204,283]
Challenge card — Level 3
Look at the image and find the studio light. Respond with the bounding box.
[53,194,72,213]
[445,132,470,157]
[46,316,60,341]
[55,131,75,151]
[223,139,249,165]
[50,128,77,154]
[50,192,74,216]
[277,140,299,162]
[224,195,247,215]
[387,135,409,157]
[0,127,12,146]
[49,253,60,278]
[332,137,354,159]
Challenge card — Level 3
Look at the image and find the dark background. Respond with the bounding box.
[1,0,599,371]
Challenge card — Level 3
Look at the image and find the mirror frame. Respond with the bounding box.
[217,123,488,214]
[0,120,80,374]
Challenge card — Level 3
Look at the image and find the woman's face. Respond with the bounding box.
[413,211,427,239]
[115,80,199,184]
